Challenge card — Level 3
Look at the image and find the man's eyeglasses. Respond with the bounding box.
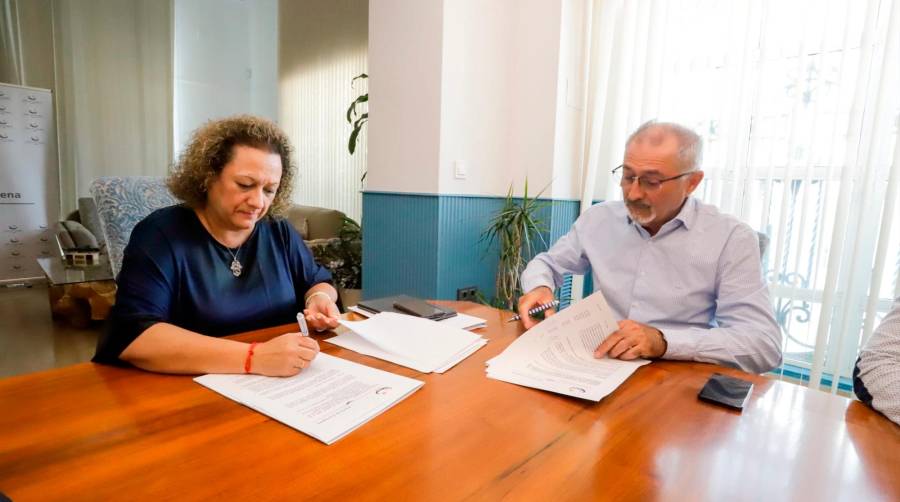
[611,165,695,192]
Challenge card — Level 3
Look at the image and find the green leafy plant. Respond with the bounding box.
[480,180,549,310]
[310,217,362,290]
[346,73,368,158]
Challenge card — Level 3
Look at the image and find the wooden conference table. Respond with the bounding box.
[1,302,898,501]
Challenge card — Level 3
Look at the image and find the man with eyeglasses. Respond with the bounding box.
[518,121,782,374]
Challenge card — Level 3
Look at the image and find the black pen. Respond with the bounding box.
[508,300,560,322]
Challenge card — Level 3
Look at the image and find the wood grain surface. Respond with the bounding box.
[1,302,897,501]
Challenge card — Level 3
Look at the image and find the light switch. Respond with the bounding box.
[454,160,467,180]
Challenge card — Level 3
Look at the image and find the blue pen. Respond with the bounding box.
[296,312,309,337]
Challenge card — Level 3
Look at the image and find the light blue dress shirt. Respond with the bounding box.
[855,297,900,425]
[521,197,782,374]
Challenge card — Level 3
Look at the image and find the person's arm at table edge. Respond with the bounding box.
[660,225,782,373]
[856,299,900,425]
[120,323,320,376]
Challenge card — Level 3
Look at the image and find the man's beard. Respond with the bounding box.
[626,200,656,225]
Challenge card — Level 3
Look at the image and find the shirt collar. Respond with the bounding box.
[673,196,697,230]
[625,196,698,235]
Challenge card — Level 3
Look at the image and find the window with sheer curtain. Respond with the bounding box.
[579,0,899,392]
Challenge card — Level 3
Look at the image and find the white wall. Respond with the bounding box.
[173,0,278,157]
[438,0,516,196]
[507,0,569,199]
[368,0,581,199]
[365,0,444,194]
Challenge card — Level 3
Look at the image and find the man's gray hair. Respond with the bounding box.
[626,120,703,172]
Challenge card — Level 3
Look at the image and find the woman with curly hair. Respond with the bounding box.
[93,115,339,376]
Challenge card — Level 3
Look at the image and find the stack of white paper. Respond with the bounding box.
[347,306,487,331]
[329,312,487,373]
[486,291,650,401]
[195,353,423,445]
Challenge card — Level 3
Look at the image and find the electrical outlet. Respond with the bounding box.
[456,286,478,302]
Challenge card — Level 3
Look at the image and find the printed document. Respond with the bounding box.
[486,290,650,401]
[195,353,423,445]
[331,313,487,373]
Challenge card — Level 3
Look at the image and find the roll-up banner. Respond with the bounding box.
[0,83,59,284]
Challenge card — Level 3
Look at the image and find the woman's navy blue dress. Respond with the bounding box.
[93,205,332,364]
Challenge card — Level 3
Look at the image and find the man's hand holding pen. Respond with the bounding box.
[515,286,558,329]
[516,286,666,361]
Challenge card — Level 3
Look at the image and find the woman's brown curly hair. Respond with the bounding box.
[167,115,295,218]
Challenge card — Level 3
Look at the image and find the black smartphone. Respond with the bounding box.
[698,373,754,410]
[393,298,447,319]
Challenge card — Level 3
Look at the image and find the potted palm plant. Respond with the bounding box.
[480,180,548,310]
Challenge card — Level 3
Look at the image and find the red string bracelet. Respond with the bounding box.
[244,342,258,374]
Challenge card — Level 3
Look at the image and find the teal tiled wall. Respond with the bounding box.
[361,191,581,302]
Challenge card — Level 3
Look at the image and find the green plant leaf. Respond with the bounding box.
[349,125,362,154]
[346,94,369,123]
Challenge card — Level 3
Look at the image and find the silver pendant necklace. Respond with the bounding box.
[225,245,243,277]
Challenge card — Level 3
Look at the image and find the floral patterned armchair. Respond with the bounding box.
[90,177,178,277]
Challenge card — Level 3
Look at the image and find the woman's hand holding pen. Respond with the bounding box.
[516,286,557,329]
[253,333,320,377]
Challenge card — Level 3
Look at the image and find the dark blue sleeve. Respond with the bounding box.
[277,219,332,301]
[93,220,175,365]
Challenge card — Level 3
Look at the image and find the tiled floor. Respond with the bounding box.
[0,283,100,378]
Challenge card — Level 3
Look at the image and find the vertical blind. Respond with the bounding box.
[580,0,900,392]
[278,1,368,223]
